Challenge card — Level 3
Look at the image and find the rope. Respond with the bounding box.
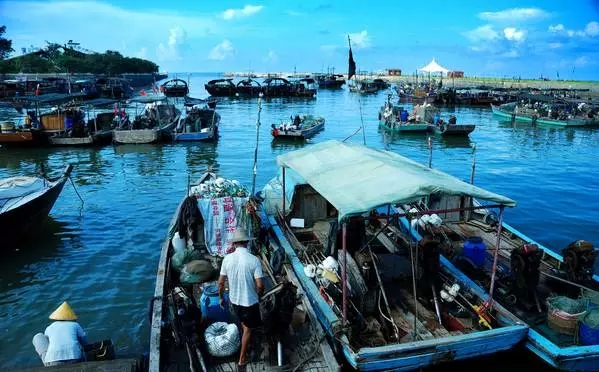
[69,176,84,206]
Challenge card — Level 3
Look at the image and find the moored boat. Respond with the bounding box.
[399,197,599,370]
[314,74,345,89]
[258,140,529,371]
[491,102,589,127]
[113,96,180,144]
[204,79,237,97]
[174,104,220,142]
[378,96,429,133]
[148,172,338,372]
[161,78,189,98]
[271,114,325,140]
[0,164,73,247]
[0,120,47,148]
[290,78,318,98]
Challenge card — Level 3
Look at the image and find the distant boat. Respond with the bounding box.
[0,164,73,246]
[161,78,189,98]
[491,103,589,127]
[271,114,325,140]
[314,73,346,89]
[204,79,237,97]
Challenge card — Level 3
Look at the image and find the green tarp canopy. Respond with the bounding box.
[276,140,516,221]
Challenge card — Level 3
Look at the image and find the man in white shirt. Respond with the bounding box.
[218,228,264,370]
[32,301,88,366]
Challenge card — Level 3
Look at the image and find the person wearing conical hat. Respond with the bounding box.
[32,301,88,366]
[218,228,264,371]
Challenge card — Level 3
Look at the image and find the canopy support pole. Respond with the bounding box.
[342,222,348,325]
[282,167,286,215]
[487,206,505,306]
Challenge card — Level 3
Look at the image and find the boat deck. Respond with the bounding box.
[17,359,140,372]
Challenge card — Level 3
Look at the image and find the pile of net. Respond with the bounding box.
[189,177,248,198]
[547,296,588,336]
[582,309,599,328]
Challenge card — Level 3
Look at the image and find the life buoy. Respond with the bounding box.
[205,322,240,357]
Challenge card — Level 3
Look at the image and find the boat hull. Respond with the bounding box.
[266,215,528,371]
[49,135,95,146]
[174,130,217,142]
[113,129,160,144]
[433,124,476,136]
[0,165,73,246]
[491,105,588,127]
[0,130,47,148]
[379,120,430,133]
[272,122,324,139]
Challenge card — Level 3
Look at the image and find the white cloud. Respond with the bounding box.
[348,30,371,48]
[548,43,562,49]
[464,25,499,41]
[585,21,599,37]
[208,40,235,60]
[503,27,526,42]
[501,50,519,58]
[223,5,263,20]
[478,8,549,22]
[548,21,599,37]
[263,50,278,62]
[157,26,188,61]
[574,56,589,67]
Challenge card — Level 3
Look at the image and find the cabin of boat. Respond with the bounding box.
[236,78,262,97]
[260,140,528,371]
[271,114,325,139]
[314,74,346,89]
[399,194,599,370]
[262,78,293,98]
[148,173,338,372]
[95,77,134,99]
[204,79,237,97]
[291,78,318,98]
[162,78,189,98]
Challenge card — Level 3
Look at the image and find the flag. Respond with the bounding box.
[348,44,356,80]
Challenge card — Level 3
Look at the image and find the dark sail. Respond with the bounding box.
[348,45,356,80]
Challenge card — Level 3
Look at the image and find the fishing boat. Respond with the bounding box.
[258,140,529,371]
[314,73,345,89]
[0,120,47,148]
[113,96,181,144]
[262,77,293,98]
[271,115,325,140]
[174,104,220,142]
[430,122,476,137]
[0,164,73,247]
[398,197,599,370]
[204,79,237,97]
[378,96,429,133]
[161,78,190,98]
[147,172,338,372]
[236,78,262,98]
[290,78,318,98]
[417,104,475,137]
[491,102,589,127]
[348,79,378,94]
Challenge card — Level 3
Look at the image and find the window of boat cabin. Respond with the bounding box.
[425,193,470,222]
[289,184,337,227]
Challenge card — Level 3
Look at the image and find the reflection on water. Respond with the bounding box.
[1,75,599,368]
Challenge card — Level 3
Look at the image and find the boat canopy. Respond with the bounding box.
[128,95,168,104]
[276,140,516,221]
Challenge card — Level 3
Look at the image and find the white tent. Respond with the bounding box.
[418,58,450,75]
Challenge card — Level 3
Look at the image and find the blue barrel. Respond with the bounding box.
[200,284,230,323]
[463,236,487,267]
[580,311,599,346]
[65,117,73,130]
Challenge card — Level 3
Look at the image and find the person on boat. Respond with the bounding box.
[32,301,88,367]
[218,228,264,370]
[433,112,441,125]
[293,115,301,126]
[400,109,409,122]
[448,115,457,125]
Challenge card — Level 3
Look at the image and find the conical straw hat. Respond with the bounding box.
[49,301,78,321]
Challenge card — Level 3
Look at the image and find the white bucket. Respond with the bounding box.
[172,232,186,253]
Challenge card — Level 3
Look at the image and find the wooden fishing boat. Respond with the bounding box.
[271,115,325,140]
[290,78,318,98]
[258,140,528,371]
[236,78,262,98]
[174,105,220,142]
[430,123,476,137]
[162,78,189,98]
[0,121,47,148]
[398,197,599,370]
[314,74,345,89]
[148,172,338,372]
[349,80,378,94]
[262,77,293,98]
[416,104,475,137]
[204,79,237,97]
[491,103,588,127]
[0,164,73,247]
[378,97,429,133]
[113,96,180,144]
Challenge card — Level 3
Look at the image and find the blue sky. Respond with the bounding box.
[1,0,599,80]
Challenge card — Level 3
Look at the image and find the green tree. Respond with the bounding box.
[0,25,14,60]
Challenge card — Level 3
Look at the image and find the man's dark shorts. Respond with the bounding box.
[232,303,262,329]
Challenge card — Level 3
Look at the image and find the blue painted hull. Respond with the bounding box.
[272,122,324,140]
[399,216,599,371]
[174,130,216,142]
[265,214,528,371]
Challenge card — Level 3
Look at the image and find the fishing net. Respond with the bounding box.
[547,296,588,336]
[582,309,599,328]
[581,288,599,310]
[171,249,203,272]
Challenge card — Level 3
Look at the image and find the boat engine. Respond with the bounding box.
[510,244,542,305]
[562,240,597,283]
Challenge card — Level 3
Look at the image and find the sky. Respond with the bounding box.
[1,0,599,80]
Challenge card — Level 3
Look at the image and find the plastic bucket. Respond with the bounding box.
[463,236,486,267]
[580,310,599,345]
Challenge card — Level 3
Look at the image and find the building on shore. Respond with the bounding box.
[387,68,402,76]
[448,71,464,78]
